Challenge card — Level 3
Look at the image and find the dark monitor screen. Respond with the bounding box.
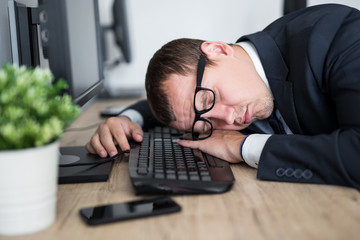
[37,0,104,106]
[9,0,105,106]
[113,0,131,63]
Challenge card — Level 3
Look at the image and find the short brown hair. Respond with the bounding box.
[145,38,213,125]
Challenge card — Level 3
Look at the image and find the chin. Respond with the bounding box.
[232,124,251,131]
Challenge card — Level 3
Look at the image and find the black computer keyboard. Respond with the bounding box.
[128,127,235,194]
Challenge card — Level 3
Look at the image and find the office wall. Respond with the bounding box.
[100,0,360,97]
[1,0,359,96]
[99,0,283,97]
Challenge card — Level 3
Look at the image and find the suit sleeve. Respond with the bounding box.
[123,99,162,130]
[257,8,360,190]
[257,129,360,190]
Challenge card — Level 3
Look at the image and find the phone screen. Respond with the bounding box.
[79,196,181,225]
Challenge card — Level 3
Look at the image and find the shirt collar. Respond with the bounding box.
[236,41,270,90]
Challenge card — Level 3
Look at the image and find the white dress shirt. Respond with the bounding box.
[237,41,293,168]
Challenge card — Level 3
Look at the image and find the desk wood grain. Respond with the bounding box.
[1,99,360,240]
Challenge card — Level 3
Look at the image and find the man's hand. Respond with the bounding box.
[86,116,143,158]
[177,130,247,163]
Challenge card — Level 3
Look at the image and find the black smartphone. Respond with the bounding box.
[79,196,181,225]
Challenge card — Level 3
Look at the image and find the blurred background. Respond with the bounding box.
[1,0,360,99]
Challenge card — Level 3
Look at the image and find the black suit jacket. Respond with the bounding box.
[128,4,360,190]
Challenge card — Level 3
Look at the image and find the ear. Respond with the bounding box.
[200,41,234,57]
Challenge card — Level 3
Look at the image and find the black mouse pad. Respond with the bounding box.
[58,146,113,184]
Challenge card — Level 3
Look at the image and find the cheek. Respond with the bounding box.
[218,84,244,104]
[218,62,264,102]
[215,75,247,104]
[222,79,264,104]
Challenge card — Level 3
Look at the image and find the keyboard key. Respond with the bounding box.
[166,174,176,180]
[201,176,212,181]
[137,168,148,175]
[155,173,165,179]
[154,169,164,173]
[190,175,200,181]
[178,175,188,181]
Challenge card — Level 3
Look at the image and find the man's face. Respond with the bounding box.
[164,43,274,133]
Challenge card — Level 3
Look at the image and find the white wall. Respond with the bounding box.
[99,0,283,97]
[1,0,359,97]
[100,0,360,97]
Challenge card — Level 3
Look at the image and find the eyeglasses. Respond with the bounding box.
[192,54,215,140]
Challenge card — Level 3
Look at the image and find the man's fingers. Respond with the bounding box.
[99,128,119,157]
[88,132,108,158]
[130,123,143,142]
[112,126,130,152]
[86,116,144,158]
[85,141,96,154]
[176,139,199,149]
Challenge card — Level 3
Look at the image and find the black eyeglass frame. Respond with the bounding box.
[192,54,215,140]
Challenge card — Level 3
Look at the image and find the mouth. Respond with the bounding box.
[245,108,251,124]
[240,107,251,125]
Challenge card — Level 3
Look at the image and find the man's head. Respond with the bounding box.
[145,38,274,134]
[145,38,211,124]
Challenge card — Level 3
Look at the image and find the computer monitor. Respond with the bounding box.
[100,0,132,67]
[38,0,104,106]
[8,0,111,180]
[8,0,104,106]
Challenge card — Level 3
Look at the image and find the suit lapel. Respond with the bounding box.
[269,80,303,134]
[237,31,303,134]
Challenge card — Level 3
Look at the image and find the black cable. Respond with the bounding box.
[59,150,130,167]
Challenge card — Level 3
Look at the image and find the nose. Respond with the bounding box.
[201,104,235,125]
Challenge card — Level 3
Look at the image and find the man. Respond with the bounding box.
[87,4,360,190]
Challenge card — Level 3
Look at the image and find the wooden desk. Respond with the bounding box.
[2,99,360,240]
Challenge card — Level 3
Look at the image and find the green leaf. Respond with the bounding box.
[0,63,80,150]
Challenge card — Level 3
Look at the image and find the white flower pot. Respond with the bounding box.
[0,141,59,236]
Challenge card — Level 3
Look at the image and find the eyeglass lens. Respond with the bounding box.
[192,119,212,139]
[194,89,215,112]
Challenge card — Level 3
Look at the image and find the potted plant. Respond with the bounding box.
[0,63,80,236]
